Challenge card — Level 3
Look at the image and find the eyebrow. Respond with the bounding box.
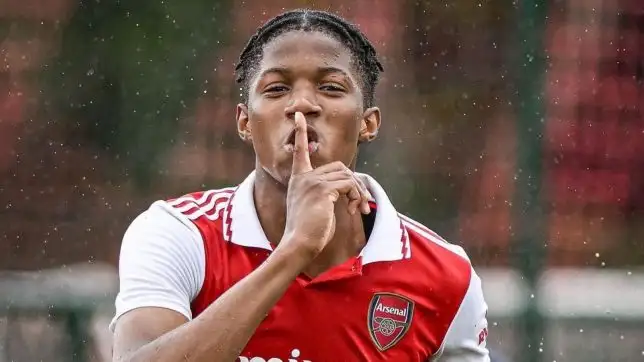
[258,66,352,80]
[318,66,351,79]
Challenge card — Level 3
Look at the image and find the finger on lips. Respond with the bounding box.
[292,112,312,174]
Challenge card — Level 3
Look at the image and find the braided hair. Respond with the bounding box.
[234,9,384,108]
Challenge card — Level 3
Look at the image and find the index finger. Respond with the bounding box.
[291,111,312,174]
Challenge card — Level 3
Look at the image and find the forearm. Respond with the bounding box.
[121,244,307,362]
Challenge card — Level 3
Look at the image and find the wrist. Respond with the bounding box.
[269,234,315,274]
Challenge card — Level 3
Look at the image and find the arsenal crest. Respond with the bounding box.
[367,292,414,351]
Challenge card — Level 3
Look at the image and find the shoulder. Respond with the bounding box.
[399,213,472,270]
[164,187,237,221]
[398,213,475,310]
[112,186,239,329]
[397,214,489,358]
[119,185,240,284]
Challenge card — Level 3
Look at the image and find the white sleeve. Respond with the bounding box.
[433,268,490,362]
[109,201,205,332]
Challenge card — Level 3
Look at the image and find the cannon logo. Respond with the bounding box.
[367,292,414,351]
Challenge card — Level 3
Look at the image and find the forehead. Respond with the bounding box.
[259,30,355,75]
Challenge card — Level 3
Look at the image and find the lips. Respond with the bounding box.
[286,127,319,144]
[284,126,320,154]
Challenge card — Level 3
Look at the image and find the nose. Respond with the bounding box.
[284,92,322,121]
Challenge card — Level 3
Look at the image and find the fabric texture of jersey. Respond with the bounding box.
[112,172,490,361]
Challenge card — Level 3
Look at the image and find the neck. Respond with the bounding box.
[253,168,288,246]
[253,167,366,277]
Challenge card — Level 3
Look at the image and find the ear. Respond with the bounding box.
[236,103,252,143]
[358,107,381,144]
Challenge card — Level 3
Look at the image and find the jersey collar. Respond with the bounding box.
[225,171,410,265]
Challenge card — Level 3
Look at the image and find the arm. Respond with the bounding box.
[432,268,490,362]
[113,241,308,362]
[111,202,311,362]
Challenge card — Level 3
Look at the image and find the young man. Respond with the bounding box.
[111,9,489,362]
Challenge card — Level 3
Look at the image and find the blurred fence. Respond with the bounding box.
[483,268,644,362]
[0,263,117,362]
[1,0,643,361]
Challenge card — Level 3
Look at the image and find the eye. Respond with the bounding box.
[319,83,346,93]
[263,84,290,96]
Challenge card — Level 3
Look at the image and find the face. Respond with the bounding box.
[236,30,381,186]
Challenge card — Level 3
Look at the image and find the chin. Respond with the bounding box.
[257,164,291,187]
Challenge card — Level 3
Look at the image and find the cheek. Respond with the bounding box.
[333,111,362,143]
[248,104,282,141]
[249,117,289,154]
[250,121,274,148]
[322,117,361,151]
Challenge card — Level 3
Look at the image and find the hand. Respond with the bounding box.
[278,112,372,261]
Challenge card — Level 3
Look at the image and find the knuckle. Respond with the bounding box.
[300,175,316,187]
[332,161,345,169]
[309,177,323,188]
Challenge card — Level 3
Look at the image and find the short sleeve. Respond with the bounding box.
[109,201,205,332]
[433,268,490,361]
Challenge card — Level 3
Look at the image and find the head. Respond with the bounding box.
[235,9,384,186]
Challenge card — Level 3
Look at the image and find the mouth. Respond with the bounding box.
[284,126,320,154]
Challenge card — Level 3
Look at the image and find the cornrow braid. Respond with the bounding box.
[234,9,384,108]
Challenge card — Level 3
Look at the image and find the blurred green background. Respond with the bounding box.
[0,0,643,361]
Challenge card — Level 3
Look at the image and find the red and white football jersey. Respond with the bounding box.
[112,172,490,361]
